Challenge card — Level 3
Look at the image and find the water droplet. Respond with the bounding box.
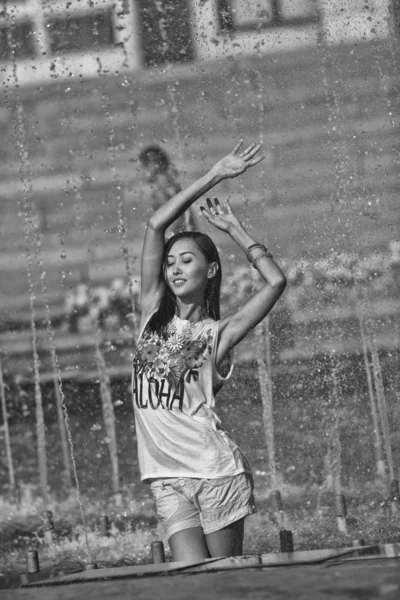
[60,251,67,259]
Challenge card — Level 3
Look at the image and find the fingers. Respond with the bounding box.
[224,199,233,213]
[205,197,224,214]
[247,154,265,167]
[213,197,224,214]
[242,143,263,161]
[200,206,212,224]
[239,142,257,158]
[206,197,215,212]
[201,200,215,221]
[232,140,243,155]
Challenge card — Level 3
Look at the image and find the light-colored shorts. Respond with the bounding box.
[149,472,256,539]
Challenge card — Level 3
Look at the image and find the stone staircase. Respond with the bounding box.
[0,39,399,380]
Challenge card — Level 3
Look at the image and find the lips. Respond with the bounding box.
[173,279,186,286]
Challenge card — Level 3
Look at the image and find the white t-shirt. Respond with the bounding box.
[132,314,249,482]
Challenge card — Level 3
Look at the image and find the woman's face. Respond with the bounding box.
[165,238,216,301]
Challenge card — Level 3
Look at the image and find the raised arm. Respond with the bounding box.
[200,198,287,366]
[139,142,264,321]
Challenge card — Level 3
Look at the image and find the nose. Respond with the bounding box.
[172,261,182,275]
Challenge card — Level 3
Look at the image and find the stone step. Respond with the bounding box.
[1,112,397,220]
[1,174,398,306]
[15,68,398,137]
[10,37,396,112]
[3,47,398,156]
[1,169,398,273]
[3,81,398,178]
[0,313,397,382]
[5,74,397,166]
[0,40,398,357]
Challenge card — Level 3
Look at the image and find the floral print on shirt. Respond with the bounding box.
[133,319,214,389]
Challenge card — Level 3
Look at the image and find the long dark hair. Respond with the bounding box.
[147,232,222,337]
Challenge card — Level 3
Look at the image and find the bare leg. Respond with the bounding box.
[205,518,244,558]
[168,526,210,562]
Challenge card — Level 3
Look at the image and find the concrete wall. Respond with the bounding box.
[0,0,394,87]
[191,0,390,60]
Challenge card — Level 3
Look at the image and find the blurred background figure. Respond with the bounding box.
[138,144,198,236]
[127,277,141,317]
[63,277,142,333]
[64,283,90,333]
[107,277,134,330]
[89,285,111,329]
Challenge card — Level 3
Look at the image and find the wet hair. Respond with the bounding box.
[147,231,222,337]
[139,145,170,173]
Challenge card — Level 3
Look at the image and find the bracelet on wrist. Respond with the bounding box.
[247,243,268,253]
[252,252,274,269]
[246,243,268,263]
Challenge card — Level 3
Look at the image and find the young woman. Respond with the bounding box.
[132,141,286,562]
[139,144,197,235]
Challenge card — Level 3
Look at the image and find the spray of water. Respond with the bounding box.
[33,78,74,490]
[152,0,195,231]
[3,6,49,506]
[369,332,395,483]
[318,27,352,209]
[77,231,123,505]
[94,51,138,333]
[0,354,15,492]
[370,33,400,175]
[358,312,386,480]
[244,8,277,489]
[93,328,121,503]
[3,1,92,561]
[19,115,93,560]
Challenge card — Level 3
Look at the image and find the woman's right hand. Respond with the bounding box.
[200,197,244,234]
[210,141,264,181]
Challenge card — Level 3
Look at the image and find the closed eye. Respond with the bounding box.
[167,259,192,266]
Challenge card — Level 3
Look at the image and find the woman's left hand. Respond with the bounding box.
[210,140,264,181]
[200,197,243,233]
